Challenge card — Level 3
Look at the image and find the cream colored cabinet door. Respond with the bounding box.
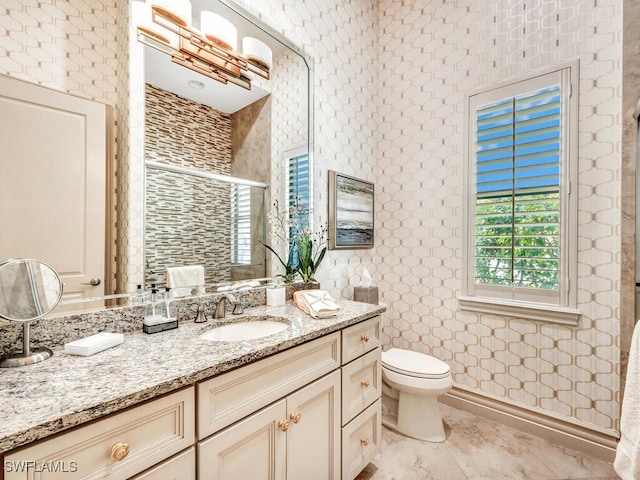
[286,370,341,480]
[0,75,106,300]
[198,370,341,480]
[198,400,287,480]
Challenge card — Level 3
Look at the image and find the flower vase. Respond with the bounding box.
[285,281,320,301]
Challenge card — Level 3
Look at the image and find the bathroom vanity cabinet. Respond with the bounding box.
[3,388,196,480]
[197,317,383,480]
[197,332,342,479]
[0,307,383,480]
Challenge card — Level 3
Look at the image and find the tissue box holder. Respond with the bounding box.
[354,286,378,305]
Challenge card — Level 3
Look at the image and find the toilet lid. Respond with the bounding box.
[382,348,451,379]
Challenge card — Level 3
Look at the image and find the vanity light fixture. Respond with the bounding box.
[132,0,272,90]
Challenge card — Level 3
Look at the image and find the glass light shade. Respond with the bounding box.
[242,37,273,70]
[132,1,178,47]
[148,0,192,28]
[200,11,237,51]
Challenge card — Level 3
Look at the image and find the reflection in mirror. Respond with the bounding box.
[0,258,62,367]
[144,161,267,286]
[0,259,62,322]
[0,1,312,318]
[128,0,311,293]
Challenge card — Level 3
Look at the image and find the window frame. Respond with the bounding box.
[460,60,580,325]
[230,183,252,266]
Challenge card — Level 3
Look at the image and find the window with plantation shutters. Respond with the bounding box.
[231,183,251,265]
[287,150,310,228]
[285,148,311,266]
[461,62,580,325]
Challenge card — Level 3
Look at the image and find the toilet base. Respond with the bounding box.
[399,391,447,442]
[381,385,448,443]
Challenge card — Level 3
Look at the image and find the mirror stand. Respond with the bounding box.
[0,322,53,368]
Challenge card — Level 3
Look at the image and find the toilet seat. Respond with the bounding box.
[382,348,450,380]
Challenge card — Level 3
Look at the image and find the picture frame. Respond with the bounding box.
[328,170,374,250]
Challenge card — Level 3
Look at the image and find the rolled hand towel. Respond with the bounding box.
[294,289,341,318]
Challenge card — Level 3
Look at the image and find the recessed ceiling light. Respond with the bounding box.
[188,79,205,89]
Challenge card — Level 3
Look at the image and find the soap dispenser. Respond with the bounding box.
[142,288,178,334]
[266,278,286,306]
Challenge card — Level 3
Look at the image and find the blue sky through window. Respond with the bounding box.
[476,86,561,196]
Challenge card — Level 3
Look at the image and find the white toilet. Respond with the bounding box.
[381,348,453,442]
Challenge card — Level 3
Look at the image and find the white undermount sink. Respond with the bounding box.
[200,319,289,342]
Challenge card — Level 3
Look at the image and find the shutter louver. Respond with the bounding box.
[231,184,252,265]
[474,86,561,290]
[287,152,310,229]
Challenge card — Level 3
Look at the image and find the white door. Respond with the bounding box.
[0,75,106,300]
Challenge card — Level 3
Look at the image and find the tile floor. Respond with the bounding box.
[356,404,619,480]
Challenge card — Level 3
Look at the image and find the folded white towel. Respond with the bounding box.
[615,319,640,480]
[166,265,205,298]
[294,289,341,318]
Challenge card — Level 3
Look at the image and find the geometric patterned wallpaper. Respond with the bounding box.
[234,0,623,437]
[0,0,625,437]
[375,0,622,435]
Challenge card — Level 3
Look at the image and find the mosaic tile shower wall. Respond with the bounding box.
[145,84,232,172]
[144,84,234,285]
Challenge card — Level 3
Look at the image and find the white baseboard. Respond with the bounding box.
[441,387,618,462]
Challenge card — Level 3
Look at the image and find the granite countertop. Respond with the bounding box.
[0,300,385,454]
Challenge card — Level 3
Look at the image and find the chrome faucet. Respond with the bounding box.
[214,293,243,319]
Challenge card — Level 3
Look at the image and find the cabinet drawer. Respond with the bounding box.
[342,399,381,480]
[341,316,380,364]
[198,332,340,439]
[130,447,195,480]
[341,347,382,425]
[4,387,195,480]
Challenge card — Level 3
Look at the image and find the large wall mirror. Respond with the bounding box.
[0,0,312,316]
[118,0,313,304]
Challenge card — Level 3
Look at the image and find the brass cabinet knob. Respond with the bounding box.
[289,412,302,423]
[360,437,369,447]
[278,420,290,431]
[361,334,370,342]
[361,380,370,388]
[110,442,130,462]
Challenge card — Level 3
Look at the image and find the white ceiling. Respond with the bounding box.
[144,0,285,114]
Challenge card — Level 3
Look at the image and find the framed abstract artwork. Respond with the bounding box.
[328,170,374,249]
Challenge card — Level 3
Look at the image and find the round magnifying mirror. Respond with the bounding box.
[0,258,63,321]
[0,258,63,367]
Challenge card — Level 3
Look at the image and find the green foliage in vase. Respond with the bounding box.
[261,199,327,283]
[297,227,327,283]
